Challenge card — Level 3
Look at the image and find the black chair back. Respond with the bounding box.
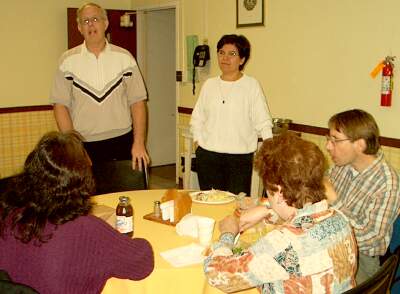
[389,217,400,293]
[0,176,15,191]
[0,176,17,201]
[344,250,399,294]
[0,270,39,294]
[92,160,148,194]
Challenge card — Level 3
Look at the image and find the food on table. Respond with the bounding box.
[192,189,235,203]
[232,247,244,255]
[236,222,275,249]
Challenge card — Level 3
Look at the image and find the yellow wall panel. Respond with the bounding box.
[0,111,57,178]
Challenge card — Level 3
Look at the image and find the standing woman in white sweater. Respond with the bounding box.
[190,34,273,196]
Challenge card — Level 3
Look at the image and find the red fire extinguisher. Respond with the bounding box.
[381,56,395,107]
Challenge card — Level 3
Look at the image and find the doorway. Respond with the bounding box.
[138,8,176,167]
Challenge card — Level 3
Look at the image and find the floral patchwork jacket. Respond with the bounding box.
[204,200,357,293]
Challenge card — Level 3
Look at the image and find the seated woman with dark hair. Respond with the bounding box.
[0,132,154,294]
[204,132,357,293]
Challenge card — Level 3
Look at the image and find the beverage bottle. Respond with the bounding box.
[116,196,134,237]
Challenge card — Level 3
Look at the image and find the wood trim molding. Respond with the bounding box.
[177,107,400,148]
[380,137,400,149]
[0,105,52,114]
[290,123,400,148]
[177,106,193,115]
[289,123,327,136]
[2,105,399,148]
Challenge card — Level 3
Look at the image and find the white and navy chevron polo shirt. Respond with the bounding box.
[50,42,147,142]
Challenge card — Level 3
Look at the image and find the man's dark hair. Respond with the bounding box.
[328,109,380,155]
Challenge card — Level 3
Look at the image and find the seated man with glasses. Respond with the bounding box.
[325,109,400,284]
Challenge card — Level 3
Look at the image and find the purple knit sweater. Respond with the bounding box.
[0,215,154,294]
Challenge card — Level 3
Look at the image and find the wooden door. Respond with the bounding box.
[67,8,137,57]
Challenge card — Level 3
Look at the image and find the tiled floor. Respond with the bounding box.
[148,164,181,189]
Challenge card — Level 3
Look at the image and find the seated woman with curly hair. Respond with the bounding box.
[204,132,357,293]
[0,131,154,294]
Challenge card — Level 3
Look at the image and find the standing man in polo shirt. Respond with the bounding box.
[50,2,149,172]
[326,109,400,284]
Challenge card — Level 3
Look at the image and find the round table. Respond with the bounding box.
[91,189,258,294]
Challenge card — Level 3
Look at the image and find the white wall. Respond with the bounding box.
[133,0,400,138]
[249,0,400,138]
[0,0,131,107]
[2,0,399,138]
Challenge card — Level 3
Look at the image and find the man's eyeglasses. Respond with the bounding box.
[81,17,102,25]
[325,135,351,145]
[217,50,239,58]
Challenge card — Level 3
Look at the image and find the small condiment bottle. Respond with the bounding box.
[154,201,161,218]
[116,196,134,237]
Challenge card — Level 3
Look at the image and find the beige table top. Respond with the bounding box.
[91,189,258,294]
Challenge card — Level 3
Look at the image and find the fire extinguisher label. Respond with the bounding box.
[381,76,391,94]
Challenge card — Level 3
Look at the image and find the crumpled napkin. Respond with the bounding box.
[160,243,206,267]
[176,214,214,238]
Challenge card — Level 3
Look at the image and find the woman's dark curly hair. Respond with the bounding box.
[255,132,327,209]
[0,131,95,244]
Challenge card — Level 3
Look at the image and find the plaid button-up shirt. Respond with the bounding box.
[329,151,400,256]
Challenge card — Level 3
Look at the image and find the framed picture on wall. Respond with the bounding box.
[236,0,264,27]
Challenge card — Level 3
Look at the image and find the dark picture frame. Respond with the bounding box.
[236,0,264,27]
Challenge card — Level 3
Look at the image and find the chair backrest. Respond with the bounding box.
[92,160,148,194]
[0,176,17,202]
[344,252,399,294]
[390,217,400,253]
[389,217,400,293]
[0,176,16,191]
[0,270,39,294]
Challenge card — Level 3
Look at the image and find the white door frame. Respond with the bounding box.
[135,1,181,184]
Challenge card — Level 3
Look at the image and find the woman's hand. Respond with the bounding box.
[239,206,271,232]
[324,177,338,204]
[219,215,240,236]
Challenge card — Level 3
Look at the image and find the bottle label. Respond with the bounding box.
[116,216,133,234]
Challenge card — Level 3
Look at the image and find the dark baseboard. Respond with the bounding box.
[0,105,52,114]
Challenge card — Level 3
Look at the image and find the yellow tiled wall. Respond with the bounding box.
[0,110,57,178]
[177,113,192,179]
[382,146,400,174]
[178,114,191,154]
[177,113,400,174]
[1,111,399,179]
[302,133,400,173]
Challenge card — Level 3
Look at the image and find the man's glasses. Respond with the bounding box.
[325,135,351,145]
[217,50,239,57]
[81,17,102,25]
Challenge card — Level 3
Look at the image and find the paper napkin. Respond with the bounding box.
[176,214,214,238]
[160,243,206,267]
